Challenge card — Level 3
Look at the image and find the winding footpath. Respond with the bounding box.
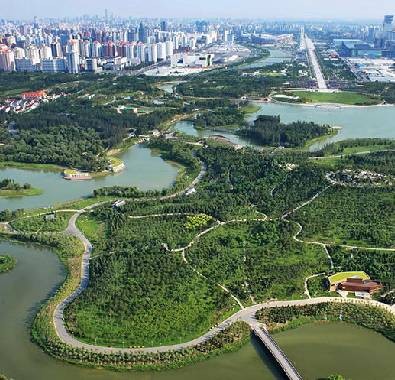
[50,162,394,369]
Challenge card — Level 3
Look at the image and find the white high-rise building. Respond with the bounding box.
[137,43,146,63]
[40,45,53,60]
[148,43,158,63]
[81,41,91,58]
[166,40,174,58]
[125,43,136,61]
[91,41,102,58]
[13,47,26,59]
[26,45,40,64]
[157,42,167,61]
[67,39,80,54]
[0,46,15,71]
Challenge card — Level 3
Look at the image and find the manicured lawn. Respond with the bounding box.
[286,91,381,106]
[328,271,369,285]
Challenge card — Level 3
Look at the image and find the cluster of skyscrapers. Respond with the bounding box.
[0,17,226,73]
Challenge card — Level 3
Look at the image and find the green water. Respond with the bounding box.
[173,120,261,148]
[0,145,178,211]
[250,103,395,151]
[275,322,395,380]
[240,49,293,69]
[175,103,395,152]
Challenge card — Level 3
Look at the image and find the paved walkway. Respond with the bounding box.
[50,162,394,361]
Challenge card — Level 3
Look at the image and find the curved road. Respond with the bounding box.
[53,211,394,355]
[52,163,394,356]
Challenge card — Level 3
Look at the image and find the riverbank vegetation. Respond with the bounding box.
[0,255,16,273]
[94,139,201,199]
[256,302,395,342]
[316,138,395,157]
[0,178,42,197]
[237,115,332,148]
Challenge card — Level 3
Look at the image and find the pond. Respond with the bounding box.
[0,145,178,211]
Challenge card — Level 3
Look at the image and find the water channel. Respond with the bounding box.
[0,144,178,211]
[174,103,395,152]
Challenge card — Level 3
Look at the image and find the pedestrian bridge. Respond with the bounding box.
[251,323,303,380]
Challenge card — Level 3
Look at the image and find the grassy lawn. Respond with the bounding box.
[53,196,115,211]
[329,271,369,284]
[0,161,64,172]
[241,102,261,115]
[108,156,124,167]
[10,212,74,233]
[285,91,381,106]
[76,214,105,246]
[0,187,43,197]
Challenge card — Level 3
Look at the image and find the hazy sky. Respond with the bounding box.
[1,0,394,21]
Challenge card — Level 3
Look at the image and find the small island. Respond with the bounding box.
[0,255,16,274]
[237,114,335,148]
[0,179,42,197]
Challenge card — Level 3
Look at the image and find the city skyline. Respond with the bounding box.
[1,0,394,21]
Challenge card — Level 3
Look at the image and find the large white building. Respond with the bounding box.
[166,40,174,58]
[0,45,15,71]
[26,45,40,64]
[148,43,158,63]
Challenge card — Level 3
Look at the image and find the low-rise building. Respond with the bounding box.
[338,278,383,294]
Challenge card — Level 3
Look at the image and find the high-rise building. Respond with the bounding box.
[81,40,91,58]
[148,43,158,63]
[91,41,102,58]
[26,45,40,64]
[137,43,146,63]
[383,15,394,33]
[40,45,53,60]
[157,42,167,60]
[50,42,63,58]
[165,40,174,57]
[67,51,79,73]
[13,47,25,59]
[160,21,168,32]
[85,58,98,72]
[139,22,147,43]
[127,28,137,42]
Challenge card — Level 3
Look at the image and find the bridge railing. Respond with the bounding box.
[253,326,303,380]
